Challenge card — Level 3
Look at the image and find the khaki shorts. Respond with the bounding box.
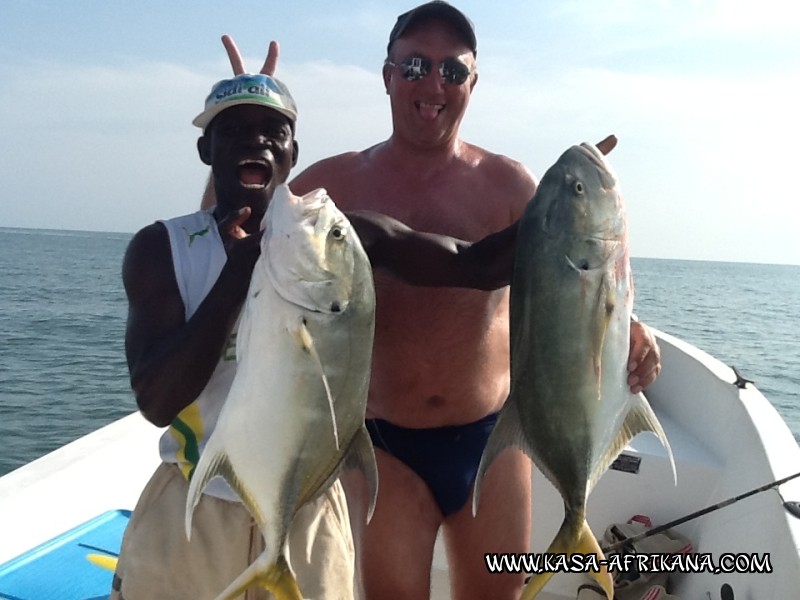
[110,463,355,599]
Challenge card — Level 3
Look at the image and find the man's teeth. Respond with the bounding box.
[238,160,269,188]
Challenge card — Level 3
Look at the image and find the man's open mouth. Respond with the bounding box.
[237,159,272,189]
[416,101,444,120]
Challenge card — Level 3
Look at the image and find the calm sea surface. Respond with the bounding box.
[0,227,798,476]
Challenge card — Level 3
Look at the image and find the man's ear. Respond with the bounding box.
[292,139,299,168]
[469,71,479,92]
[382,64,392,94]
[197,134,212,166]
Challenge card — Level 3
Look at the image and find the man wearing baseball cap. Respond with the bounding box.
[114,72,356,599]
[291,3,535,597]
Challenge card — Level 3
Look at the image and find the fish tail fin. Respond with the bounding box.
[575,519,614,600]
[522,517,613,600]
[214,553,303,600]
[472,399,530,517]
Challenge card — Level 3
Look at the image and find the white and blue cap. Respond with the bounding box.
[193,73,298,130]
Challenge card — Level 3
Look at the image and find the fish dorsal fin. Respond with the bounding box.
[292,317,340,450]
[472,398,532,517]
[343,425,380,523]
[588,392,677,493]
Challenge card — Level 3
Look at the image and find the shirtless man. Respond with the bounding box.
[210,4,661,597]
[289,3,661,599]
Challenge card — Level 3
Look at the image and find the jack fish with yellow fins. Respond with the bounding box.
[185,184,378,600]
[473,143,675,599]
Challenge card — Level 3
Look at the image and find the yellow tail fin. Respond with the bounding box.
[521,516,614,600]
[215,553,302,600]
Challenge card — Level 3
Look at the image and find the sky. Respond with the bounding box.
[1,0,798,265]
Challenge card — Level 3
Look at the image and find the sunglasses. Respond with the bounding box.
[385,56,474,85]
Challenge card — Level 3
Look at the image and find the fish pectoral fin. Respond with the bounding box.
[589,393,676,492]
[590,273,617,394]
[213,553,303,600]
[343,425,380,523]
[473,399,531,517]
[292,317,340,449]
[522,516,613,600]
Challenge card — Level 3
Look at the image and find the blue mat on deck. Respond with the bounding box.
[0,509,130,600]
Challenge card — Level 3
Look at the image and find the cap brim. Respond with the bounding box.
[192,98,297,130]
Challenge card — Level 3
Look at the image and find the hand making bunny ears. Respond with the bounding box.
[221,34,279,76]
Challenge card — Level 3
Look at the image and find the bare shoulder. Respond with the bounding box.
[122,222,173,297]
[463,142,538,217]
[472,145,536,191]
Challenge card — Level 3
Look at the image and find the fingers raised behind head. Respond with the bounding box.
[221,36,280,76]
[259,41,280,76]
[222,35,246,75]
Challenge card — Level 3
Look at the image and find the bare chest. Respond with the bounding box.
[329,172,512,240]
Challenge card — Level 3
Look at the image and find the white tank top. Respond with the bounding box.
[157,210,240,501]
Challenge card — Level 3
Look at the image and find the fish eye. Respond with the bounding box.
[574,181,584,194]
[331,226,346,241]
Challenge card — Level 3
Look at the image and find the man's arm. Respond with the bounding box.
[348,210,518,291]
[122,213,259,427]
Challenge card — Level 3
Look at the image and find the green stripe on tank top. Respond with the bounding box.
[171,416,200,480]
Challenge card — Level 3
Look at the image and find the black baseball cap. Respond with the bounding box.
[387,1,477,57]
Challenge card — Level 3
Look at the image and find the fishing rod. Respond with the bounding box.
[601,469,800,554]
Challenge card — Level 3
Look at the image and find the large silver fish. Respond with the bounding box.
[474,144,675,600]
[185,184,378,600]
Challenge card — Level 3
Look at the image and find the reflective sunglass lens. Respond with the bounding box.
[390,57,471,84]
[398,57,430,81]
[440,60,471,85]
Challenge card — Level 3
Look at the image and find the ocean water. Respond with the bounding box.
[0,228,136,477]
[0,227,798,476]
